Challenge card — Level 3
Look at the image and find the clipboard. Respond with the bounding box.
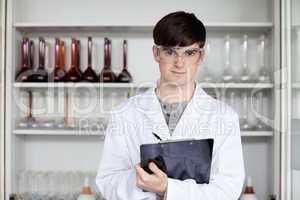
[140,138,214,184]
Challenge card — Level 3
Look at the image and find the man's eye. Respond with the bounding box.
[163,49,175,56]
[184,50,197,56]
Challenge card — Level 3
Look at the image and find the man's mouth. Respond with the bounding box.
[171,71,186,75]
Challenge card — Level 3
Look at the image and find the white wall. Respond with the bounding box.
[14,0,272,25]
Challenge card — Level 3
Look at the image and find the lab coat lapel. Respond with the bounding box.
[135,87,171,141]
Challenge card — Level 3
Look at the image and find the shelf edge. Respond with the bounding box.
[13,129,273,137]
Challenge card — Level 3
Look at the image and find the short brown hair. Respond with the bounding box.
[153,11,206,48]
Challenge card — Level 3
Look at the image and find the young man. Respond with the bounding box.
[96,11,245,200]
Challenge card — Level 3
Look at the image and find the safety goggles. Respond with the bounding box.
[155,45,204,64]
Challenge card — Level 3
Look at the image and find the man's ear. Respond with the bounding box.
[198,49,205,63]
[152,46,160,63]
[200,49,205,61]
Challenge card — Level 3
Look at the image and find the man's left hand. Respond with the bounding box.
[135,162,168,196]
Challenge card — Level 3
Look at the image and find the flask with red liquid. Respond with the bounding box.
[82,37,98,82]
[65,38,82,82]
[117,40,132,82]
[99,38,117,82]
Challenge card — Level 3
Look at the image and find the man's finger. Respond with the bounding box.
[136,164,147,175]
[135,164,151,182]
[135,165,145,186]
[149,162,165,177]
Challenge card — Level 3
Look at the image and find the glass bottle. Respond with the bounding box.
[18,91,38,128]
[117,40,133,82]
[52,38,66,82]
[27,40,35,81]
[77,177,95,200]
[257,34,270,82]
[240,35,251,82]
[16,38,34,82]
[240,176,259,200]
[16,37,29,81]
[255,91,266,130]
[77,40,81,70]
[64,91,69,128]
[227,90,237,112]
[99,38,117,82]
[82,37,98,82]
[30,37,49,82]
[66,38,82,82]
[240,91,251,130]
[222,35,234,82]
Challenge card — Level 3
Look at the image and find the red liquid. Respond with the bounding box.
[16,38,35,82]
[82,37,98,82]
[52,38,66,82]
[65,38,82,82]
[117,40,132,82]
[30,37,49,82]
[99,38,117,82]
[26,91,36,123]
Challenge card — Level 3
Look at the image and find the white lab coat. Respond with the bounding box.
[96,83,245,200]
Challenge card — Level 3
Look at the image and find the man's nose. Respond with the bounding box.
[174,54,185,67]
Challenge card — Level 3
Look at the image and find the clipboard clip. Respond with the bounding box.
[152,132,195,143]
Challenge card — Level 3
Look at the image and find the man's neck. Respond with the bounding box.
[156,81,196,104]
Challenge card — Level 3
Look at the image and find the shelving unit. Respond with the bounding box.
[14,82,152,89]
[0,0,5,199]
[14,82,274,89]
[13,22,274,32]
[13,129,106,136]
[4,0,281,200]
[12,129,273,137]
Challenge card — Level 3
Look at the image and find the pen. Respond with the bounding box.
[152,132,162,141]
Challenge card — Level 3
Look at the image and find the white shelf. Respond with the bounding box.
[205,22,273,31]
[241,131,273,137]
[13,129,273,137]
[13,23,154,32]
[199,82,274,88]
[14,82,274,89]
[13,129,105,136]
[13,82,152,89]
[13,22,273,32]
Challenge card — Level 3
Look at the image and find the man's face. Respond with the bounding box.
[153,43,204,87]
